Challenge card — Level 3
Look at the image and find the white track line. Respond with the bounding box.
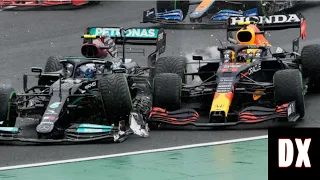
[0,135,268,171]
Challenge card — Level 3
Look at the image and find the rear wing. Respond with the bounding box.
[226,13,306,39]
[226,13,306,52]
[84,27,166,55]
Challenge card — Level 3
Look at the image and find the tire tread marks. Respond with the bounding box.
[99,74,132,125]
[153,73,181,111]
[274,69,305,118]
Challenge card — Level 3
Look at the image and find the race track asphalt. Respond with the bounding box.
[1,1,320,167]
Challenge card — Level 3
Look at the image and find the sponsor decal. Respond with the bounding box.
[79,124,113,129]
[215,104,224,108]
[76,128,111,133]
[157,32,164,41]
[43,116,55,121]
[49,102,61,109]
[287,102,295,116]
[248,63,261,75]
[84,81,97,90]
[37,124,51,131]
[230,14,301,26]
[216,82,233,93]
[220,77,234,81]
[146,9,154,17]
[223,63,242,68]
[89,28,159,38]
[44,110,57,115]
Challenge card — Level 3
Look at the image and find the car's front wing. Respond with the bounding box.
[148,101,300,128]
[0,123,129,144]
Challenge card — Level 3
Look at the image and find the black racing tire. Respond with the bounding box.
[274,69,305,118]
[301,44,320,92]
[88,0,101,5]
[301,44,320,77]
[154,56,186,83]
[156,0,189,21]
[153,73,182,111]
[99,74,133,125]
[44,55,63,72]
[0,86,17,127]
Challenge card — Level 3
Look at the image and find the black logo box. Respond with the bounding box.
[269,128,320,179]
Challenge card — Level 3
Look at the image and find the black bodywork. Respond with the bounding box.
[0,27,167,144]
[1,59,120,144]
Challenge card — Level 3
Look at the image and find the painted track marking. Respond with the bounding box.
[0,135,268,171]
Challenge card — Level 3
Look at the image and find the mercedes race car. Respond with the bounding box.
[147,13,319,128]
[0,0,100,10]
[142,0,307,28]
[0,26,166,144]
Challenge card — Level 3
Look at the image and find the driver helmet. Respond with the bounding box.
[76,63,97,78]
[237,49,257,63]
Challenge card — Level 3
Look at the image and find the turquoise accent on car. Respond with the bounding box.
[76,128,112,133]
[79,124,113,129]
[89,27,159,38]
[0,127,19,133]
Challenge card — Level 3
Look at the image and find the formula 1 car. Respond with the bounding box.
[0,0,100,10]
[0,27,166,144]
[142,0,306,28]
[147,13,320,128]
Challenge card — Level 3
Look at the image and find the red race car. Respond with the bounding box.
[0,0,100,9]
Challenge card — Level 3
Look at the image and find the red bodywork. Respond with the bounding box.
[0,0,88,7]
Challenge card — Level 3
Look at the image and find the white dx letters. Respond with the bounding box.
[278,138,311,168]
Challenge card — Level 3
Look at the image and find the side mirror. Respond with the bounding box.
[192,55,203,61]
[31,67,43,74]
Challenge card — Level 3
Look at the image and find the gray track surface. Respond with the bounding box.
[1,1,320,167]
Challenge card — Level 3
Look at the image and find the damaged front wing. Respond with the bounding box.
[0,123,130,144]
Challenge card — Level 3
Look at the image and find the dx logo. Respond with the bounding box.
[278,138,311,168]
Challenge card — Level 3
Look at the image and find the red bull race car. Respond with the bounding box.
[0,0,100,10]
[142,0,307,28]
[147,13,320,129]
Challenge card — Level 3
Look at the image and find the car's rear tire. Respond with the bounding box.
[88,0,101,5]
[274,69,305,118]
[156,0,189,20]
[99,74,133,125]
[154,56,186,83]
[44,55,63,72]
[301,44,320,91]
[0,86,17,127]
[153,73,182,111]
